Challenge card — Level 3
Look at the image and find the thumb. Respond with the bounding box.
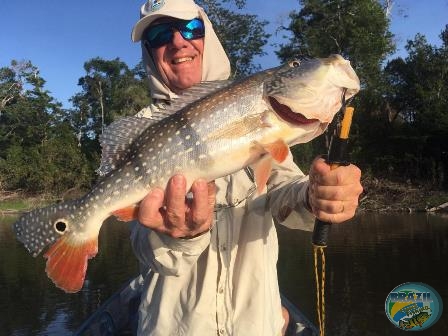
[310,157,331,179]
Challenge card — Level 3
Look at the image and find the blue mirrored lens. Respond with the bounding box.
[144,18,205,48]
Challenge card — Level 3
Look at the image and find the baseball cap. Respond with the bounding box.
[132,0,201,42]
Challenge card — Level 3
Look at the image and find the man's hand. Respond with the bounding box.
[138,175,216,238]
[308,157,363,223]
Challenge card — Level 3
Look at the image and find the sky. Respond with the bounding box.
[1,0,447,108]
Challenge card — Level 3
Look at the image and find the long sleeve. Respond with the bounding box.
[130,222,211,276]
[267,151,315,231]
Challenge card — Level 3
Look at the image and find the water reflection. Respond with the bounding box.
[1,213,447,335]
[0,217,138,335]
[277,213,448,335]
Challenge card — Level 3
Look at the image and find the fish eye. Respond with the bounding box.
[54,220,68,234]
[290,60,300,68]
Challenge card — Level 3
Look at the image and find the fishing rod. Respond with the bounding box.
[312,91,355,336]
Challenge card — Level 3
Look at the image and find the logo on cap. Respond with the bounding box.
[149,0,165,12]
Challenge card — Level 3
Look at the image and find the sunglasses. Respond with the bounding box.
[143,18,205,48]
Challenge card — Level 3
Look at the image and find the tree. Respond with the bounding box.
[69,58,150,170]
[276,0,395,167]
[382,26,448,186]
[196,0,270,77]
[0,60,92,193]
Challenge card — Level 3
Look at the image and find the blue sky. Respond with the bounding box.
[1,0,447,108]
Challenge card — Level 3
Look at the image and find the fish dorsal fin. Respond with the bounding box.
[97,116,155,176]
[163,80,233,115]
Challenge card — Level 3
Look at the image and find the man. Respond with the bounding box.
[130,1,363,335]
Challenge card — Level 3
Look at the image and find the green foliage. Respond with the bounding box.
[69,57,151,172]
[1,2,447,194]
[0,61,92,194]
[277,0,447,189]
[381,26,448,187]
[196,0,270,77]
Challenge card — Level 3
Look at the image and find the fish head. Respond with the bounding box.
[264,54,360,144]
[12,202,78,257]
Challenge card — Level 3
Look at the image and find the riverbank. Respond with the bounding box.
[0,191,58,215]
[1,177,448,214]
[359,176,448,213]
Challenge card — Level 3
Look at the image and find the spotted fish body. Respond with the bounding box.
[13,55,360,292]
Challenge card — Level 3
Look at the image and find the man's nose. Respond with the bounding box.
[170,29,188,48]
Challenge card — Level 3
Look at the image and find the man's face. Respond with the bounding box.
[149,18,204,92]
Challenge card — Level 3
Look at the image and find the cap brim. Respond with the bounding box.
[131,10,198,42]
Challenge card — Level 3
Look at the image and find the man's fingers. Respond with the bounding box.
[165,175,187,227]
[190,179,210,227]
[313,164,362,186]
[138,188,165,228]
[207,181,217,212]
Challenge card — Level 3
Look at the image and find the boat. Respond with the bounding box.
[74,276,318,336]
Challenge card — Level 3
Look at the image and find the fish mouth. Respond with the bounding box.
[269,97,319,125]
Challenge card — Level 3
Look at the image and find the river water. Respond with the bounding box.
[0,213,447,335]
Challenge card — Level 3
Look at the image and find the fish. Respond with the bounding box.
[398,311,431,329]
[13,54,360,293]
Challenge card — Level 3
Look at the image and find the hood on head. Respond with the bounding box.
[132,0,231,100]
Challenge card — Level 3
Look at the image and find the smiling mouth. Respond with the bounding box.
[269,97,318,125]
[172,56,194,64]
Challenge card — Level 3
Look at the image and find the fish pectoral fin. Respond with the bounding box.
[260,139,289,163]
[253,156,273,194]
[112,204,140,222]
[44,235,98,293]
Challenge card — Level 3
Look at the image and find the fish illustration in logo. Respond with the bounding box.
[398,311,431,329]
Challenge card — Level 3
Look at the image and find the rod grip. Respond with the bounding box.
[311,139,350,246]
[312,219,331,246]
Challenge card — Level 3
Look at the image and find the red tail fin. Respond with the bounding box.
[43,235,98,293]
